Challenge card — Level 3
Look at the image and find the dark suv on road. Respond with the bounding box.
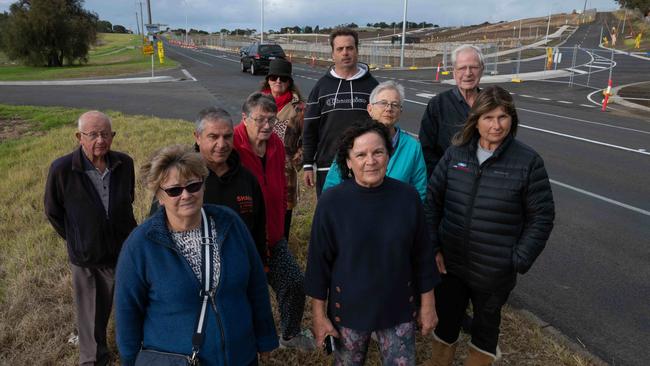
[240,43,286,75]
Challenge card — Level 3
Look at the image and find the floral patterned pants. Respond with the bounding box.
[334,321,416,366]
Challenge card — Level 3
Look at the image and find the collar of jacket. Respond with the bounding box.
[71,146,123,172]
[326,63,372,81]
[467,133,515,162]
[144,205,234,250]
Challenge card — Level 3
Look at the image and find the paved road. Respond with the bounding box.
[1,19,648,366]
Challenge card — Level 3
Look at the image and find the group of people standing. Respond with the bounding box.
[44,27,555,366]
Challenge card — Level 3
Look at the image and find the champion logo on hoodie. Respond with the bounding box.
[325,96,367,107]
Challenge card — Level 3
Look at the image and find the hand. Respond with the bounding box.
[258,352,270,363]
[303,170,315,188]
[435,252,447,274]
[312,314,340,349]
[418,301,439,336]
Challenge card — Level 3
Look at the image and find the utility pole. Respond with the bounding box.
[621,8,628,38]
[399,0,408,68]
[135,11,140,35]
[260,0,264,43]
[545,11,551,43]
[139,2,145,34]
[146,0,152,26]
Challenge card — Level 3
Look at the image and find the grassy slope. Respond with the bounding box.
[0,105,601,365]
[0,33,178,81]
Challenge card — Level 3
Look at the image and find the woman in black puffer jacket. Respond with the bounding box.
[423,86,555,366]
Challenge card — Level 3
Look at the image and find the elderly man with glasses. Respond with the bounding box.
[44,110,137,366]
[234,92,315,351]
[418,44,485,178]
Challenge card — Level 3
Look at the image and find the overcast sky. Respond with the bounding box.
[1,0,620,33]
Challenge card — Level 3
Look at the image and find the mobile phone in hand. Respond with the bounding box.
[324,335,336,354]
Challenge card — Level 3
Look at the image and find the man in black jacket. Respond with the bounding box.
[418,44,485,178]
[302,28,378,196]
[150,107,267,265]
[44,111,137,366]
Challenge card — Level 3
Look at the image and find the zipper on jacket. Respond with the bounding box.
[210,294,228,366]
[463,167,482,270]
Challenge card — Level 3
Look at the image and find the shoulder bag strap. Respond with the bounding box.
[189,207,214,364]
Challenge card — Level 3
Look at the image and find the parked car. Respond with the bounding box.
[240,43,286,75]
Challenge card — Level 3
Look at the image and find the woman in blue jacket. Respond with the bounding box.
[322,81,427,201]
[115,144,278,366]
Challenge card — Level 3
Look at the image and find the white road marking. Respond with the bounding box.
[537,97,551,101]
[416,93,436,99]
[550,179,650,217]
[557,101,573,104]
[520,124,650,156]
[517,107,650,134]
[587,65,608,69]
[580,104,597,108]
[181,69,197,81]
[195,50,239,63]
[567,68,588,74]
[520,94,534,98]
[167,48,213,66]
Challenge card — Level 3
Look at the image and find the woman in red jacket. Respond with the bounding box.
[233,92,314,351]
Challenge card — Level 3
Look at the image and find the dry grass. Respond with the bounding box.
[0,104,604,365]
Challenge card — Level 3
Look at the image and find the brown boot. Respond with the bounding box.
[421,334,457,366]
[463,343,498,366]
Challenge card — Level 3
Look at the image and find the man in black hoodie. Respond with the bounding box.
[149,107,267,265]
[302,28,378,196]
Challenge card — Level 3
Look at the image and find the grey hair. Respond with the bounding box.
[451,44,485,68]
[195,107,233,133]
[242,92,277,115]
[369,80,405,104]
[77,110,112,130]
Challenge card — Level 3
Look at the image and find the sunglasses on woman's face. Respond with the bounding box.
[268,75,290,83]
[160,181,203,197]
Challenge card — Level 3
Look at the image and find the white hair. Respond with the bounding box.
[369,80,405,104]
[77,110,112,130]
[451,44,485,68]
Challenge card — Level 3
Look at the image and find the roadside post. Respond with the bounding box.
[601,79,613,111]
[435,62,441,81]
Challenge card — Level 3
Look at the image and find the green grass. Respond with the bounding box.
[0,104,605,365]
[0,33,178,81]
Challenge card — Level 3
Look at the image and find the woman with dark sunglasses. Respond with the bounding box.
[259,58,305,239]
[115,144,278,366]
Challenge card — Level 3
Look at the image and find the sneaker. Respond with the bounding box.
[279,329,316,351]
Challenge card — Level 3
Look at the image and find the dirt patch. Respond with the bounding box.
[0,118,46,142]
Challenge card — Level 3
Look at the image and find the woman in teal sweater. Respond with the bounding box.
[322,81,427,201]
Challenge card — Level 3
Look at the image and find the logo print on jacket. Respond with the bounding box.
[237,195,254,214]
[452,162,471,172]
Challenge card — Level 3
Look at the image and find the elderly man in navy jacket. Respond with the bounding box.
[44,110,137,366]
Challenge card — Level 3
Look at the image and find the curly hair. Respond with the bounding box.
[335,118,394,180]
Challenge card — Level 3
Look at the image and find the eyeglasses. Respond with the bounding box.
[248,115,279,126]
[80,131,116,140]
[372,101,402,110]
[160,181,203,197]
[454,65,482,74]
[268,75,290,83]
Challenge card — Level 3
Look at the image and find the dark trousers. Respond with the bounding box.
[284,209,293,239]
[71,264,114,366]
[267,238,305,339]
[315,170,329,198]
[433,273,510,356]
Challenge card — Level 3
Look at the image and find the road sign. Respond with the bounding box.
[143,44,154,55]
[157,41,165,64]
[145,24,159,34]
